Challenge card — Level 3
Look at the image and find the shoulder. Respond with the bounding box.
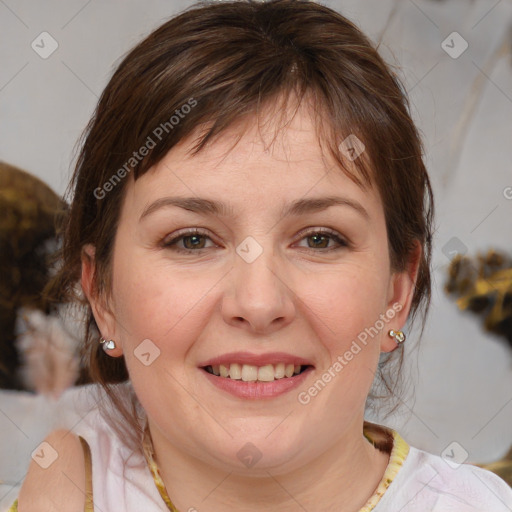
[388,444,512,511]
[17,428,86,512]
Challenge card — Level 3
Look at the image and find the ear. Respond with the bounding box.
[81,244,124,357]
[380,240,422,353]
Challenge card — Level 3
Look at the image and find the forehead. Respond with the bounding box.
[123,103,382,219]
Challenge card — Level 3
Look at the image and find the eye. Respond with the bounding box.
[162,227,349,254]
[162,229,216,253]
[295,228,349,251]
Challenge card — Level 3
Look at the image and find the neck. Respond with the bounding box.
[148,418,390,512]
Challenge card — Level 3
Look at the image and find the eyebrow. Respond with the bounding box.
[139,195,369,221]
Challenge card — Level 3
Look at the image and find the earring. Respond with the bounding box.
[99,336,116,351]
[388,329,406,345]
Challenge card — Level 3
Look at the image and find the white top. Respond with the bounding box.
[74,407,168,511]
[374,444,512,511]
[67,405,512,512]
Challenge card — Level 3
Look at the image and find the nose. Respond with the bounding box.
[221,245,296,335]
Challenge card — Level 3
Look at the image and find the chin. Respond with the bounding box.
[201,429,307,474]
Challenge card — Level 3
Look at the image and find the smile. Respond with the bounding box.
[202,363,311,381]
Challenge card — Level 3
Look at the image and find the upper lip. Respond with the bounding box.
[198,352,314,368]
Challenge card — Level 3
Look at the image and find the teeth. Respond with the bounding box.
[258,364,275,382]
[241,365,258,382]
[274,363,285,379]
[208,363,307,381]
[229,363,242,380]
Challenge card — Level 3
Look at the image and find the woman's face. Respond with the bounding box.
[86,105,416,474]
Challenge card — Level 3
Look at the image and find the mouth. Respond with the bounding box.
[201,363,313,382]
[198,352,315,398]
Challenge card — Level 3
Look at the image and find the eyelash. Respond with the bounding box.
[162,228,349,254]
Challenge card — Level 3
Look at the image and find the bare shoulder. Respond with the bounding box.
[17,428,86,512]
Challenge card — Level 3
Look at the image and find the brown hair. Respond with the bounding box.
[47,0,434,449]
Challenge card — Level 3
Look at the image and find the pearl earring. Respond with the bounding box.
[99,336,116,351]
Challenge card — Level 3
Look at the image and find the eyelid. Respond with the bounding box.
[161,227,215,247]
[162,226,349,253]
[293,227,349,249]
[294,226,346,241]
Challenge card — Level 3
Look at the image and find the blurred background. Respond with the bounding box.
[1,0,512,507]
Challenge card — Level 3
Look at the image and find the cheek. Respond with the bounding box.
[110,252,213,406]
[303,261,390,345]
[111,249,217,350]
[298,260,391,409]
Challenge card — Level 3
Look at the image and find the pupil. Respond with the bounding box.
[184,235,204,249]
[310,234,327,248]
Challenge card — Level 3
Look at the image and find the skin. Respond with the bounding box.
[18,429,86,512]
[82,102,420,512]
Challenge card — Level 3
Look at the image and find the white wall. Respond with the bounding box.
[1,0,511,482]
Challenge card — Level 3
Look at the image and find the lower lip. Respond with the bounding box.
[200,367,314,399]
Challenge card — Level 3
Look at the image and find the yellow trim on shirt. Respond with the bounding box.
[142,421,410,512]
[79,435,94,512]
[360,424,411,511]
[143,425,181,512]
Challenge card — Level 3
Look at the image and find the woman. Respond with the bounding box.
[12,0,512,510]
